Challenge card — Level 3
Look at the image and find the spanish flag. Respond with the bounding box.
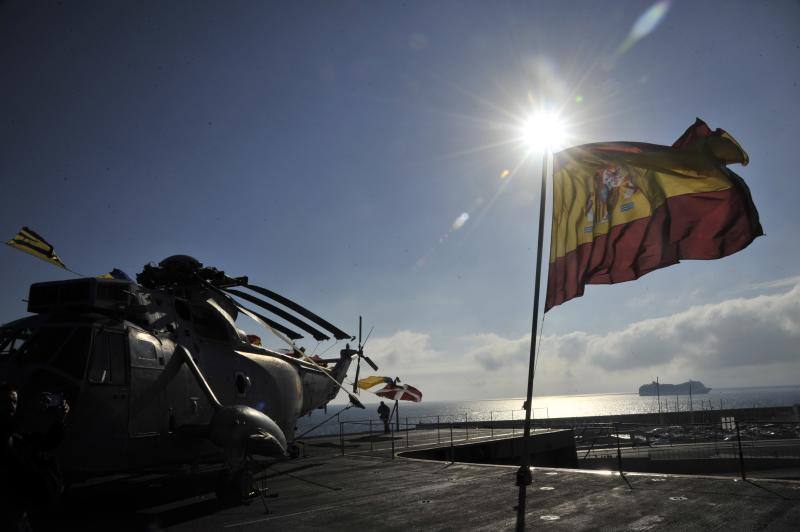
[5,226,67,269]
[545,119,763,311]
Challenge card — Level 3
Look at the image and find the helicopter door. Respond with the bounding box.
[83,329,129,466]
[128,334,164,437]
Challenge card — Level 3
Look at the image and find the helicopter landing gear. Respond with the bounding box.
[288,443,301,459]
[215,464,278,512]
[215,468,254,506]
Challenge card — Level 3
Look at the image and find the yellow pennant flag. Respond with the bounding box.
[5,226,67,269]
[356,376,394,390]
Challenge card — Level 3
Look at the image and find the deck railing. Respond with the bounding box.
[571,419,800,480]
[299,412,800,479]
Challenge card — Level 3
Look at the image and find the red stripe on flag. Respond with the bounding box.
[545,184,763,311]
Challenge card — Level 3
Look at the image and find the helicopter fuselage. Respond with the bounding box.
[0,276,352,479]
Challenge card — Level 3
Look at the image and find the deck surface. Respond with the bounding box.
[53,428,800,531]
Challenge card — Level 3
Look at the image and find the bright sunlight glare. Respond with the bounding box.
[521,111,569,151]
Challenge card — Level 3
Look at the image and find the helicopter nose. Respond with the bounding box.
[209,405,287,457]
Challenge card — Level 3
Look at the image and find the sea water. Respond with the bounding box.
[295,385,800,437]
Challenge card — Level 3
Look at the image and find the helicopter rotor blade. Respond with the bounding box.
[352,353,361,394]
[238,306,304,341]
[198,280,301,343]
[234,303,302,354]
[244,283,352,340]
[364,356,379,372]
[350,394,365,409]
[224,288,330,341]
[352,316,363,394]
[202,280,304,341]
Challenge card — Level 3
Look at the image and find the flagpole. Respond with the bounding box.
[516,149,549,531]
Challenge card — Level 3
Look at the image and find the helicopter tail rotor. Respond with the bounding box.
[353,316,378,393]
[352,317,379,393]
[359,322,378,371]
[352,317,362,393]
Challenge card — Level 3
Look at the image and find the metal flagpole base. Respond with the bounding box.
[515,465,532,530]
[515,465,532,487]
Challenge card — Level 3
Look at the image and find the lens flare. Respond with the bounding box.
[631,0,671,40]
[616,1,671,57]
[452,212,470,230]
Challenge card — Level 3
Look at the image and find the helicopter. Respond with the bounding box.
[0,254,378,501]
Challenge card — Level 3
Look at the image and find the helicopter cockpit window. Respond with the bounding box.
[14,327,73,365]
[88,331,127,385]
[133,338,158,361]
[50,327,92,381]
[0,327,33,357]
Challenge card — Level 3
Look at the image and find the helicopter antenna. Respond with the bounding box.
[317,339,341,358]
[361,326,374,350]
[309,341,321,357]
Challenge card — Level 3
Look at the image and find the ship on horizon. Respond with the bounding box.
[639,380,711,396]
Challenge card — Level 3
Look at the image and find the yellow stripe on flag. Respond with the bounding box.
[550,132,747,262]
[5,226,67,269]
[356,376,392,390]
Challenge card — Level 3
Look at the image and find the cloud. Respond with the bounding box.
[367,330,441,367]
[362,283,800,399]
[579,284,800,371]
[466,332,530,370]
[737,275,800,293]
[466,282,800,376]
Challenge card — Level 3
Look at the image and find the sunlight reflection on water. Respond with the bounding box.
[297,386,800,437]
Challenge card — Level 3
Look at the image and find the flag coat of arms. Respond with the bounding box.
[545,119,763,311]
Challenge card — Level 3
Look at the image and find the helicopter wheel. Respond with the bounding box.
[215,468,254,506]
[288,443,301,459]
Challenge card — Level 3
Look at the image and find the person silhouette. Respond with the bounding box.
[377,401,391,434]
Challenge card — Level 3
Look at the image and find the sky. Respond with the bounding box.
[1,1,798,402]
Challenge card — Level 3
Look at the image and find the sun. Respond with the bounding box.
[521,111,569,152]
